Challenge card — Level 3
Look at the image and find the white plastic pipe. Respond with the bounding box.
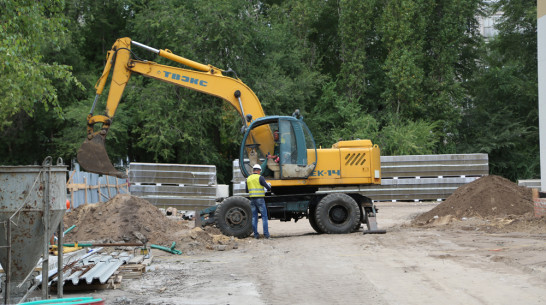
[538,1,546,191]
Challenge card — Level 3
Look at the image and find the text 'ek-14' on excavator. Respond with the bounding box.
[77,37,386,236]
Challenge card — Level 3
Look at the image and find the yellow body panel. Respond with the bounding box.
[83,38,382,187]
[87,37,274,156]
[269,140,381,187]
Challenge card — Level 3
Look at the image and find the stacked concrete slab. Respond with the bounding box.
[129,163,218,211]
[233,154,489,202]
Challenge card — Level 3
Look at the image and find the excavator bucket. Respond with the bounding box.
[77,134,127,178]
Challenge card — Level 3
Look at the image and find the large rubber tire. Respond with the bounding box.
[352,203,365,232]
[215,196,253,238]
[315,193,361,234]
[308,203,323,234]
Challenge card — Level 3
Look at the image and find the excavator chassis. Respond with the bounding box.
[198,190,386,238]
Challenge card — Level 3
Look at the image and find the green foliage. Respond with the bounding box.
[0,0,539,184]
[112,0,325,182]
[307,80,379,148]
[0,0,81,131]
[379,118,440,155]
[338,0,379,105]
[459,0,538,181]
[337,0,482,143]
[64,0,136,66]
[379,0,428,116]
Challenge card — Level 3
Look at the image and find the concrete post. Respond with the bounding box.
[539,0,546,191]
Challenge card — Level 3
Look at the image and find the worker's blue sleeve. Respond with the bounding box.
[259,176,271,192]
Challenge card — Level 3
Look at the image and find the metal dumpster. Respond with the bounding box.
[0,158,67,302]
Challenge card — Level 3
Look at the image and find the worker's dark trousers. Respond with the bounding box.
[250,197,269,238]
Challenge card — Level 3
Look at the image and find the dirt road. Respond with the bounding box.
[74,201,546,305]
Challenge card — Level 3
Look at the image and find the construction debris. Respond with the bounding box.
[43,246,152,293]
[64,194,242,254]
[165,207,177,216]
[118,264,146,279]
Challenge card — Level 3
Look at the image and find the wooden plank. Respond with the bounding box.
[98,180,102,203]
[127,255,145,264]
[142,256,153,266]
[119,264,146,279]
[84,177,88,204]
[67,169,76,184]
[119,264,145,272]
[106,176,112,198]
[67,183,126,191]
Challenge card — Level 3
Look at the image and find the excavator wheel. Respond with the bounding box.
[352,202,365,232]
[215,196,253,238]
[308,201,323,234]
[315,193,361,234]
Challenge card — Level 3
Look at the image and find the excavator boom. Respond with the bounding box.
[77,38,270,177]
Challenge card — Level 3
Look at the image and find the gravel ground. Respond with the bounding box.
[61,201,546,305]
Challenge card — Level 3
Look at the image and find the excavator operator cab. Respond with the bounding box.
[240,116,317,179]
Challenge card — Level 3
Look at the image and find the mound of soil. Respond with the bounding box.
[413,175,535,225]
[63,194,241,253]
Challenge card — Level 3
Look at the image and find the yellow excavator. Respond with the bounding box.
[77,37,385,237]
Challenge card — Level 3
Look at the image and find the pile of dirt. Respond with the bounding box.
[63,194,241,253]
[413,175,537,228]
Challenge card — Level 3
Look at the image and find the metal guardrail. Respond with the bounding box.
[232,154,489,201]
[129,163,218,211]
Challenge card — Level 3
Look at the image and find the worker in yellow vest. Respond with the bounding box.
[246,164,272,239]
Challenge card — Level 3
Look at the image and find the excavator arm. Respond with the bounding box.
[77,37,273,177]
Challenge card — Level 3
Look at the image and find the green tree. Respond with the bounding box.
[5,0,528,184]
[334,0,482,155]
[307,80,379,148]
[379,0,428,117]
[379,118,440,155]
[338,0,381,106]
[0,0,86,164]
[93,0,324,183]
[0,0,80,131]
[460,0,538,181]
[51,0,144,165]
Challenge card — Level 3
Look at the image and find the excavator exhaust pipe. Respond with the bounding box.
[77,133,127,178]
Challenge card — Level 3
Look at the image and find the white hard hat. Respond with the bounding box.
[253,164,262,170]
